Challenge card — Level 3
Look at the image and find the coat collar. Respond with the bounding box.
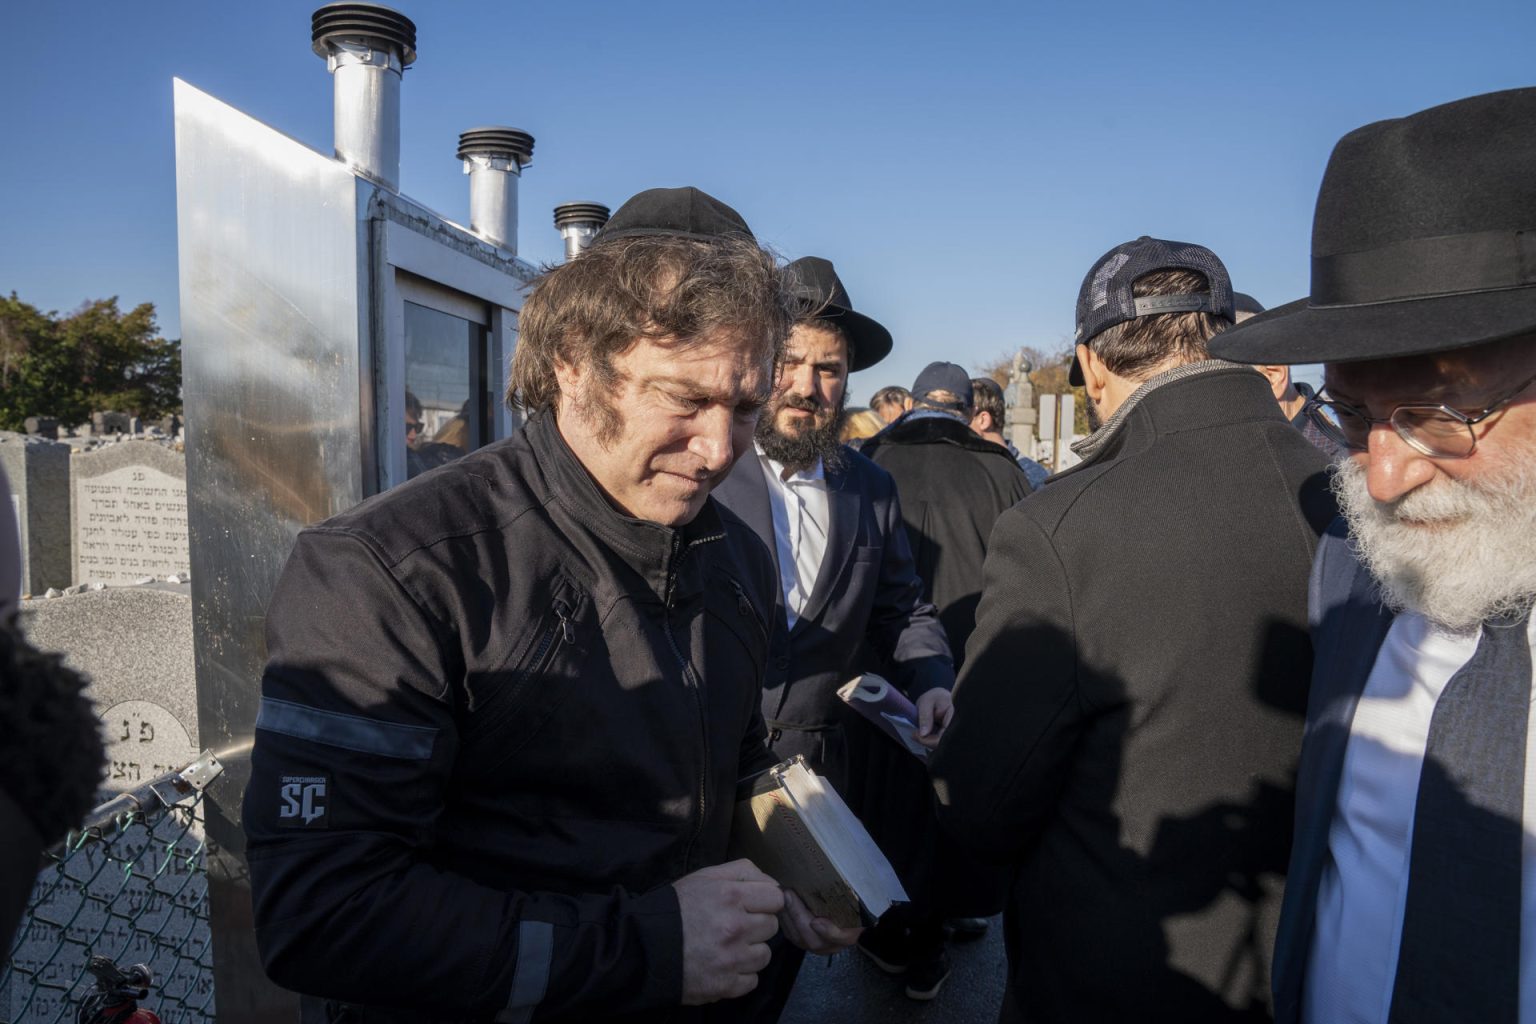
[865,411,1019,461]
[1056,363,1285,478]
[525,409,724,604]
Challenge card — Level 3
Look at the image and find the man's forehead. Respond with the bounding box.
[630,334,770,393]
[785,322,849,362]
[1327,343,1527,400]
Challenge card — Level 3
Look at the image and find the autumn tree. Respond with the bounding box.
[0,295,181,431]
[979,345,1090,435]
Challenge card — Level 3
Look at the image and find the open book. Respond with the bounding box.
[729,756,908,929]
[837,673,930,761]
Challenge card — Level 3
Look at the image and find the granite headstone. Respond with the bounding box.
[5,584,211,1022]
[0,432,72,596]
[71,443,190,586]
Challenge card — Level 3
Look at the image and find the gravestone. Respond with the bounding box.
[23,417,60,441]
[92,411,134,436]
[5,584,212,1023]
[0,432,72,596]
[71,443,190,586]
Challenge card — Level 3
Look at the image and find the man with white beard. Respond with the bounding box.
[1210,88,1536,1024]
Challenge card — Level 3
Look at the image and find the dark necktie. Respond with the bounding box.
[1389,603,1533,1023]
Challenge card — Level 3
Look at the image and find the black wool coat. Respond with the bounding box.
[859,412,1035,916]
[931,366,1336,1023]
[861,413,1035,671]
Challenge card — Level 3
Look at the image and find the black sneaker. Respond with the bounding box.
[856,926,909,975]
[946,916,990,941]
[904,953,952,1001]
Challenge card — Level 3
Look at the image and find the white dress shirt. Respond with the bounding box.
[757,449,829,630]
[1305,610,1536,1023]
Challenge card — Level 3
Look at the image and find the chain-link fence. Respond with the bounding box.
[1,752,222,1024]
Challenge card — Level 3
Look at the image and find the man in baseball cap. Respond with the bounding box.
[932,235,1335,1020]
[1211,88,1536,1024]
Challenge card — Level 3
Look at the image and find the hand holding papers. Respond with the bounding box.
[837,673,931,761]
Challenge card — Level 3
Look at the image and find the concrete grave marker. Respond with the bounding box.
[0,432,72,595]
[6,585,212,1023]
[71,442,190,586]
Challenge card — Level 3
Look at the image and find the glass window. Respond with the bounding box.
[404,301,490,479]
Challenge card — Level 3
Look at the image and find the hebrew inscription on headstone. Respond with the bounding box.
[71,443,190,585]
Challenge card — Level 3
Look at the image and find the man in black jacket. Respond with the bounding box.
[931,237,1335,1022]
[243,188,856,1024]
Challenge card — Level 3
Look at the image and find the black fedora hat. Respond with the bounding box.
[785,256,894,372]
[1211,88,1536,366]
[596,186,755,242]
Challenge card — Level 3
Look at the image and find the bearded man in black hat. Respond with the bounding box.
[712,256,957,1007]
[1211,88,1536,1024]
[931,236,1336,1022]
[244,187,856,1024]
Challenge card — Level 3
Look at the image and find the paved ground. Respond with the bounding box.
[781,918,1005,1023]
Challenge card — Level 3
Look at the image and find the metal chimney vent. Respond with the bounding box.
[312,3,418,192]
[457,127,535,254]
[554,202,611,262]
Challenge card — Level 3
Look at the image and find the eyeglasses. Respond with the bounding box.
[1306,368,1536,459]
[405,420,423,436]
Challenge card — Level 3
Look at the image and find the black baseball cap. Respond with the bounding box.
[1069,236,1235,386]
[1234,292,1266,317]
[911,361,974,409]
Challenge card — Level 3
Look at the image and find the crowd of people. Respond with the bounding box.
[4,85,1534,1024]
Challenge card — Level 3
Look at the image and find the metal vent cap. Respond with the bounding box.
[554,202,611,229]
[312,2,418,64]
[457,127,535,167]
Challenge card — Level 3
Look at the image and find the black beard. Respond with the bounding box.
[1085,396,1103,431]
[756,397,848,473]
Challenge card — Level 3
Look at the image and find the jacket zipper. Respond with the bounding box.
[727,578,767,650]
[665,537,711,868]
[474,597,573,732]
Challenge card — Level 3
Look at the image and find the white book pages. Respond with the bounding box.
[775,760,908,921]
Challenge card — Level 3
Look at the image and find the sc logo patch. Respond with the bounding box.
[278,775,329,828]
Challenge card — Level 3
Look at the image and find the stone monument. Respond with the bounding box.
[5,583,211,1023]
[0,432,72,596]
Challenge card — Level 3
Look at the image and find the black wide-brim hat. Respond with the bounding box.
[785,256,894,373]
[1211,87,1536,366]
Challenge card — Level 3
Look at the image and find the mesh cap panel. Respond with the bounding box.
[1075,236,1235,344]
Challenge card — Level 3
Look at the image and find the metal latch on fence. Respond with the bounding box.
[45,750,225,865]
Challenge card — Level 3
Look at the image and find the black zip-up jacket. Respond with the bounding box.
[244,410,779,1023]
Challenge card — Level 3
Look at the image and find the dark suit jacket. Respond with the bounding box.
[1269,518,1396,1024]
[931,366,1337,1022]
[711,447,953,747]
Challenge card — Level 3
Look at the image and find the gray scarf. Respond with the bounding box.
[1070,360,1239,463]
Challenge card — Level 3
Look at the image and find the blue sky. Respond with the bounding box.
[3,1,1533,403]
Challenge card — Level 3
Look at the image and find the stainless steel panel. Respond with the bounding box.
[174,77,369,1024]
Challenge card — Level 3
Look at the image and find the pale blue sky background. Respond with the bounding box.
[3,1,1533,402]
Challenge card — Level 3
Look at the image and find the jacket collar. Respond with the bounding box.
[868,411,1017,459]
[1062,362,1282,471]
[525,409,724,604]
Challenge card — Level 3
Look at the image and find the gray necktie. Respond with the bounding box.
[1389,603,1533,1023]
